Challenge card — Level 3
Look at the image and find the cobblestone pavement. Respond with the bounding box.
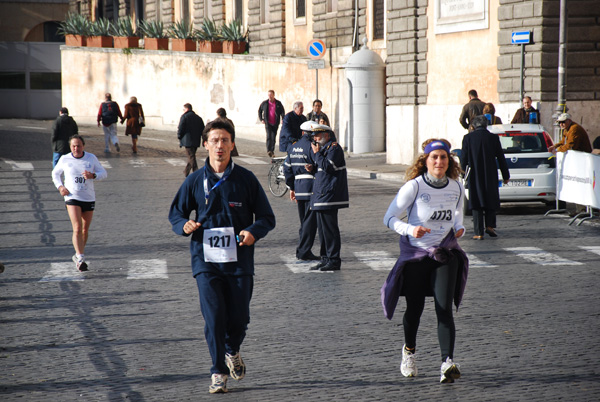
[1,120,599,401]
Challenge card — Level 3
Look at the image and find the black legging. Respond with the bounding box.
[402,253,459,361]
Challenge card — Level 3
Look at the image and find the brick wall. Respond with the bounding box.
[498,0,600,103]
[385,0,428,106]
[248,0,285,55]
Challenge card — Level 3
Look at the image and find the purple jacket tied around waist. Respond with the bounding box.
[381,230,469,320]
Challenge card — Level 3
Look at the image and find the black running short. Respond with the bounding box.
[65,199,95,212]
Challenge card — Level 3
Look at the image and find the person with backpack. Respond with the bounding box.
[97,93,123,153]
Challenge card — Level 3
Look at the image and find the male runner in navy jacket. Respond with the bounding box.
[169,119,275,394]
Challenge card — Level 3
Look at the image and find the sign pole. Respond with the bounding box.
[316,69,319,99]
[520,43,525,103]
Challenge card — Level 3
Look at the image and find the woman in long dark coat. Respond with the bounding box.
[122,97,145,154]
[460,115,510,239]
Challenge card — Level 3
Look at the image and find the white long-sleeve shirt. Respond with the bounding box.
[51,152,107,202]
[383,175,465,249]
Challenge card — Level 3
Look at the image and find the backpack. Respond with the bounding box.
[101,101,119,125]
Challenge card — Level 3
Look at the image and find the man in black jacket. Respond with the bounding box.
[51,107,78,167]
[257,90,285,157]
[178,103,205,177]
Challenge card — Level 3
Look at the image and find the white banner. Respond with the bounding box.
[556,151,600,208]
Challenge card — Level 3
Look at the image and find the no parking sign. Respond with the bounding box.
[307,39,326,60]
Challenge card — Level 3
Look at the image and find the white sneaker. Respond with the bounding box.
[400,345,417,377]
[72,254,88,272]
[209,373,228,393]
[225,352,246,380]
[440,357,461,383]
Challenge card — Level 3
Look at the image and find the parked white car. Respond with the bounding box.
[454,124,556,214]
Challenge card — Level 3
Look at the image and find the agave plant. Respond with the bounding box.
[197,18,222,41]
[167,20,195,39]
[89,18,113,36]
[111,17,137,37]
[139,19,167,38]
[57,12,92,36]
[221,19,247,42]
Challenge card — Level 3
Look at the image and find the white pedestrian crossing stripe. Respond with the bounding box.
[236,156,268,165]
[354,251,397,271]
[99,160,112,169]
[505,247,583,266]
[467,254,498,268]
[165,158,187,167]
[281,254,332,273]
[127,259,168,279]
[579,246,600,256]
[129,159,147,167]
[1,158,34,171]
[40,262,85,282]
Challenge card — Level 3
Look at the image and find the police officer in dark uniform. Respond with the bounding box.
[307,124,349,271]
[283,121,323,261]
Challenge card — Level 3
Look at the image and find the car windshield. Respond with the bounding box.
[498,132,546,153]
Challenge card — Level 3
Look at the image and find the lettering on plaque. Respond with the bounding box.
[434,0,488,35]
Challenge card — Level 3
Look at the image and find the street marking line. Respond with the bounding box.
[281,254,332,274]
[40,262,85,282]
[127,259,168,279]
[99,161,112,169]
[467,254,498,268]
[165,158,187,167]
[579,246,600,256]
[505,247,583,266]
[354,251,396,271]
[16,126,46,130]
[129,159,148,167]
[0,158,34,171]
[236,156,268,165]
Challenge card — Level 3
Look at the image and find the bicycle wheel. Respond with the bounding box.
[268,160,288,197]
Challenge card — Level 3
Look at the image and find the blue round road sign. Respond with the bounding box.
[307,39,326,60]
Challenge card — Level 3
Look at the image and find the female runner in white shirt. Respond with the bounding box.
[382,138,469,383]
[52,135,107,271]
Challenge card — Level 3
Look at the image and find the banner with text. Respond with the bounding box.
[557,151,600,208]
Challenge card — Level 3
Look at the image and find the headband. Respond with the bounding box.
[424,140,450,155]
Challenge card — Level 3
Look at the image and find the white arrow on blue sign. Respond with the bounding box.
[511,31,531,45]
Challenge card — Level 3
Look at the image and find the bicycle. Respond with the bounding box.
[268,157,288,197]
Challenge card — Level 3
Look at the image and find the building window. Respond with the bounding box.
[296,0,305,19]
[181,0,190,24]
[44,21,63,42]
[327,0,337,13]
[260,0,269,23]
[373,0,385,40]
[30,72,61,90]
[0,72,26,89]
[235,0,243,22]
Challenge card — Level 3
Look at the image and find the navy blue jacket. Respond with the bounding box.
[283,134,315,201]
[169,158,276,276]
[279,111,307,152]
[310,140,349,210]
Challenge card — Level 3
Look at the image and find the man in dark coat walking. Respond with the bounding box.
[460,115,510,239]
[459,89,486,130]
[178,103,205,177]
[51,107,78,167]
[258,90,285,157]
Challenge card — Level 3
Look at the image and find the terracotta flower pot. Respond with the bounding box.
[198,40,223,53]
[144,38,169,50]
[223,41,246,54]
[87,36,113,48]
[65,34,86,47]
[172,38,196,51]
[114,36,140,48]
